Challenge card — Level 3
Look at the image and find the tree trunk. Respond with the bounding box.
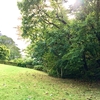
[83,52,88,71]
[61,67,63,78]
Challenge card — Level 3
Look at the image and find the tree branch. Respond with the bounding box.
[43,18,60,29]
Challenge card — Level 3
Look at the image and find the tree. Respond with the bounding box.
[0,45,10,60]
[17,0,71,77]
[17,0,69,39]
[18,0,100,79]
[64,0,100,79]
[0,35,21,60]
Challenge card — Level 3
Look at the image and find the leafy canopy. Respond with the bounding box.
[18,0,100,79]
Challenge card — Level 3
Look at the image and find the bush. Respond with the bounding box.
[13,58,25,67]
[25,59,33,65]
[48,69,59,77]
[34,65,43,71]
[0,60,18,66]
[0,58,34,68]
[0,60,6,64]
[13,58,34,68]
[32,59,42,66]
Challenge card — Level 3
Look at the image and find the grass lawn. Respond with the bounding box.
[0,64,100,100]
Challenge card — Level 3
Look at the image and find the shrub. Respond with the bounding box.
[12,58,34,68]
[32,59,42,66]
[0,60,18,66]
[13,58,25,67]
[48,69,59,77]
[34,65,43,71]
[25,59,33,65]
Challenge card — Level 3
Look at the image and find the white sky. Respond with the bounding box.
[0,0,26,50]
[0,0,76,50]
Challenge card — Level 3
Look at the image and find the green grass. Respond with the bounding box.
[0,64,100,100]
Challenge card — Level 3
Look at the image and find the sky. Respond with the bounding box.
[0,0,76,50]
[0,0,26,50]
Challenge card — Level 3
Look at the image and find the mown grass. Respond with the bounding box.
[0,64,100,100]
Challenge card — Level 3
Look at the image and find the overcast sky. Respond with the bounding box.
[0,0,26,50]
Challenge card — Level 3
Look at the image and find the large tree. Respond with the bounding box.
[64,0,100,78]
[18,0,100,79]
[18,0,71,77]
[0,35,21,60]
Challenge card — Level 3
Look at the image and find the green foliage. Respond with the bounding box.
[18,0,100,80]
[0,45,10,60]
[15,58,26,67]
[34,65,43,71]
[0,35,21,60]
[0,60,18,66]
[43,52,58,72]
[13,58,34,68]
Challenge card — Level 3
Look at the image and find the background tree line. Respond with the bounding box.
[0,34,21,60]
[17,0,100,80]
